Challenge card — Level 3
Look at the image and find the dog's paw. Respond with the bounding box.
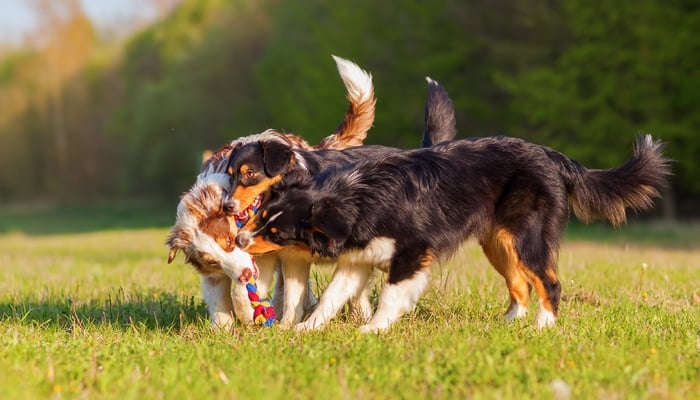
[504,303,528,322]
[358,323,388,334]
[211,312,236,332]
[277,320,294,330]
[534,308,557,329]
[293,322,313,333]
[294,317,327,332]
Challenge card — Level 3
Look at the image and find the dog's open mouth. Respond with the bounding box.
[233,193,264,228]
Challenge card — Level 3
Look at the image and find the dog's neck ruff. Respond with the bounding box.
[234,193,264,228]
[239,257,276,327]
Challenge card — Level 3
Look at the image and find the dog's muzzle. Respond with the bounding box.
[235,231,253,250]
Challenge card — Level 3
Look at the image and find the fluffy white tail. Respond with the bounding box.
[317,55,376,150]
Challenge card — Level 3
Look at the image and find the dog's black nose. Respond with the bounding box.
[235,233,250,249]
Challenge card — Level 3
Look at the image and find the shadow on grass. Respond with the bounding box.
[0,199,177,236]
[0,291,210,333]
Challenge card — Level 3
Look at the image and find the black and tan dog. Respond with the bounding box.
[223,78,458,327]
[236,134,671,333]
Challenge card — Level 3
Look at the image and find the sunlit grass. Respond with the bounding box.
[1,213,698,399]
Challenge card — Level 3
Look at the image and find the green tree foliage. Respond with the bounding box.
[0,0,697,211]
[502,0,700,192]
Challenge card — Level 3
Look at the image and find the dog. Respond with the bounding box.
[224,77,458,327]
[236,134,672,333]
[165,55,376,331]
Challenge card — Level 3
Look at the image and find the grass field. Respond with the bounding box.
[1,202,699,399]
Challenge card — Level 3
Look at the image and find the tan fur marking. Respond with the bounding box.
[419,249,437,270]
[486,228,558,314]
[481,229,531,310]
[199,214,237,252]
[521,268,556,313]
[317,92,375,150]
[232,176,282,211]
[244,236,283,255]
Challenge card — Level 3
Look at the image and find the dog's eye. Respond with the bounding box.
[207,260,218,266]
[245,170,256,178]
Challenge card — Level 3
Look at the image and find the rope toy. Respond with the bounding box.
[234,194,263,228]
[239,258,276,327]
[233,195,275,326]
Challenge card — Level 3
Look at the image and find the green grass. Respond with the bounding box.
[1,203,699,399]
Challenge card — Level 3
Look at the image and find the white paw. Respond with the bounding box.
[504,303,528,322]
[359,323,388,334]
[211,312,235,332]
[277,319,293,330]
[293,322,313,333]
[534,308,557,329]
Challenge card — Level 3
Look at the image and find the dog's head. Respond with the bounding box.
[235,176,357,258]
[226,135,296,214]
[166,172,255,281]
[234,177,313,255]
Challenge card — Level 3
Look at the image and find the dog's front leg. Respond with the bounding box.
[277,255,313,328]
[254,253,277,300]
[295,262,373,332]
[201,273,237,331]
[359,268,431,334]
[349,275,375,323]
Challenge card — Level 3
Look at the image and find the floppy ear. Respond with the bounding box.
[262,141,293,176]
[167,247,179,264]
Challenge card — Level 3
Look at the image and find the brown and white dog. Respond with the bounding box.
[165,55,376,331]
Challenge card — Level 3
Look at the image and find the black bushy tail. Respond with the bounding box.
[421,77,458,148]
[556,134,672,226]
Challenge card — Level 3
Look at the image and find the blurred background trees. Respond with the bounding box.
[0,0,697,216]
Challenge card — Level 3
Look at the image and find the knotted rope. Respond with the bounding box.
[238,259,276,327]
[233,194,263,229]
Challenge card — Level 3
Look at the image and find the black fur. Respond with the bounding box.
[226,79,459,211]
[241,135,671,319]
[422,77,457,147]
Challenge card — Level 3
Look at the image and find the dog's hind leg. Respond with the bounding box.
[481,229,532,322]
[359,249,434,334]
[513,231,562,329]
[295,261,374,332]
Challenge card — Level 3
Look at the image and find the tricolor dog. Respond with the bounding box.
[224,78,458,327]
[236,134,671,333]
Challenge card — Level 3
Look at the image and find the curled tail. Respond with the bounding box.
[422,77,458,147]
[558,134,672,227]
[316,55,376,150]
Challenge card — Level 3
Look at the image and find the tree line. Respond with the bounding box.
[0,0,697,216]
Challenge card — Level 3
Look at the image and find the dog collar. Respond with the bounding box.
[234,193,263,228]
